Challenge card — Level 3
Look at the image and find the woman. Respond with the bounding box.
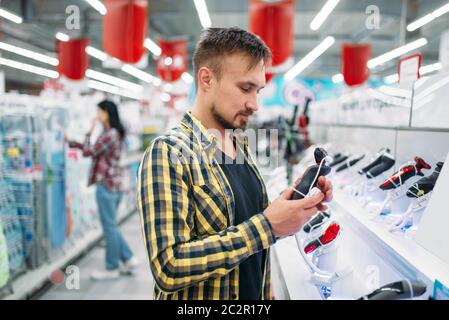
[66,100,139,281]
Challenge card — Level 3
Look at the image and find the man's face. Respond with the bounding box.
[208,53,266,130]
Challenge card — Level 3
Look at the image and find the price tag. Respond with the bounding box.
[398,53,422,83]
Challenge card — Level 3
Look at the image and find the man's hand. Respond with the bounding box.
[315,176,333,211]
[264,186,325,238]
[290,175,333,211]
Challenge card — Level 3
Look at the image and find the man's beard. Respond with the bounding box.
[211,104,252,130]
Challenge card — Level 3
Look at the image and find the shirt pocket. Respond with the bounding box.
[192,183,229,234]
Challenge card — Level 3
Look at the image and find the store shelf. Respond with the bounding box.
[2,208,136,300]
[272,237,323,300]
[332,190,449,288]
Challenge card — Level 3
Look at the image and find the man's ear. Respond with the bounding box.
[197,67,213,91]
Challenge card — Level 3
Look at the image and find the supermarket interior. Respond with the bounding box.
[0,0,448,301]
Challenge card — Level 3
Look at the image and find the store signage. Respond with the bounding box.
[57,38,89,80]
[249,0,294,82]
[341,43,371,86]
[157,39,187,82]
[398,53,422,83]
[103,0,148,63]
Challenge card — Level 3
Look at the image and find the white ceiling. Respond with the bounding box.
[0,0,448,87]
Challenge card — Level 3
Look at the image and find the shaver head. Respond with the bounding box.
[414,157,431,171]
[304,222,341,254]
[314,147,328,164]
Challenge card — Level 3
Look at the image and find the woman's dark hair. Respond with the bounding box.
[97,100,126,139]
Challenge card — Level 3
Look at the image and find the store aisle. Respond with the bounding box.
[38,213,154,300]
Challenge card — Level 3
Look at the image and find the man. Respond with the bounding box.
[137,27,332,300]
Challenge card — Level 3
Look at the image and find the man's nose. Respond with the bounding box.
[245,95,259,112]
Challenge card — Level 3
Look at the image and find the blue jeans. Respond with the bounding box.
[96,183,133,270]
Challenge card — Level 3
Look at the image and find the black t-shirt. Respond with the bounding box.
[216,145,266,300]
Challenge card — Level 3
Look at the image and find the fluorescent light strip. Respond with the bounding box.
[0,57,58,78]
[121,64,161,85]
[85,0,107,15]
[332,73,343,83]
[310,0,340,31]
[383,74,399,84]
[56,32,70,42]
[85,46,108,61]
[194,0,212,28]
[87,80,140,100]
[86,69,143,92]
[0,8,23,24]
[0,41,59,66]
[407,2,449,32]
[144,38,162,56]
[182,72,194,84]
[420,62,442,75]
[383,62,442,85]
[367,38,427,69]
[285,36,335,81]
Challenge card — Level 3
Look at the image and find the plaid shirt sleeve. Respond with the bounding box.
[78,130,118,158]
[137,137,276,294]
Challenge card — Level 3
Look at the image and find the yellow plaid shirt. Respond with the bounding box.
[137,111,277,300]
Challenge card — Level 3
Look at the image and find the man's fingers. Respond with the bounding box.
[317,203,328,212]
[280,186,295,200]
[325,189,333,202]
[303,206,319,219]
[294,191,324,209]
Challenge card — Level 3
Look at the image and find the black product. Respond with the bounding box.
[290,147,331,200]
[379,157,431,191]
[329,154,349,167]
[366,152,395,179]
[303,211,331,233]
[336,154,365,172]
[330,153,344,164]
[406,162,444,198]
[358,148,391,175]
[298,97,312,149]
[357,280,427,300]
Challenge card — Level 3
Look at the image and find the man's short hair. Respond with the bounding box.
[192,27,271,89]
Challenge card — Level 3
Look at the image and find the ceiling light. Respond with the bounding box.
[144,38,162,57]
[56,32,70,42]
[121,64,160,85]
[285,36,335,81]
[332,73,343,83]
[193,0,211,28]
[85,0,107,15]
[85,46,108,61]
[182,72,194,84]
[0,57,58,78]
[87,80,141,100]
[310,0,340,31]
[367,38,427,69]
[0,41,59,66]
[407,2,449,32]
[0,8,23,24]
[86,69,142,92]
[383,74,399,84]
[420,62,442,75]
